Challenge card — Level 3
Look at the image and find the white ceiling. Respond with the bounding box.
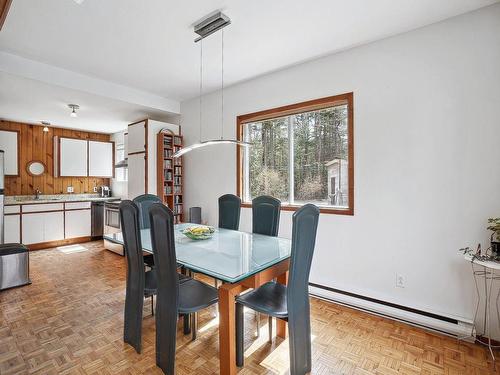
[0,0,497,133]
[1,0,497,102]
[0,72,177,133]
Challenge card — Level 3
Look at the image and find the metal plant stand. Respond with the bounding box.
[464,254,500,360]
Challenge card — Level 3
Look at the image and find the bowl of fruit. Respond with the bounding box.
[181,225,215,240]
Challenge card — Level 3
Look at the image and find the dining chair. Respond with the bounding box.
[133,194,162,269]
[149,203,219,375]
[252,195,281,236]
[252,195,281,336]
[189,206,202,224]
[218,194,241,230]
[235,204,320,375]
[119,200,157,354]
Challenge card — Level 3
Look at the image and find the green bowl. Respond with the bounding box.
[181,226,215,241]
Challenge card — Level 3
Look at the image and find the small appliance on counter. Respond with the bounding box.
[98,186,111,198]
[103,200,124,255]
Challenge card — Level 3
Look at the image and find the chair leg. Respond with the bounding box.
[183,314,191,334]
[268,316,273,343]
[236,303,244,367]
[151,296,154,316]
[289,313,312,375]
[124,285,144,354]
[191,312,198,341]
[256,312,260,338]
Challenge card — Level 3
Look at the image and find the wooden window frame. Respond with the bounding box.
[236,92,354,215]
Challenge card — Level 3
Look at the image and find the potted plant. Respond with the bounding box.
[488,218,500,255]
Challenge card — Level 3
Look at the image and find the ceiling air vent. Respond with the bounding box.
[194,12,231,41]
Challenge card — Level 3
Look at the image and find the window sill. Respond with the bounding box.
[240,202,353,216]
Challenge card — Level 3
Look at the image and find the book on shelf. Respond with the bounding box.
[164,149,173,158]
[164,159,172,169]
[173,136,182,146]
[174,166,182,175]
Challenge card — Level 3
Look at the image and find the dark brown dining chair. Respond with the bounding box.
[235,204,320,374]
[119,200,157,354]
[133,194,162,269]
[149,203,219,375]
[252,195,281,336]
[218,194,241,230]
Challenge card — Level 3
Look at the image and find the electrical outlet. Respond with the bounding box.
[396,274,405,288]
[93,186,98,193]
[67,186,74,193]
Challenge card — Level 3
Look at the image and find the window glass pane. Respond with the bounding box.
[293,105,348,207]
[244,118,289,202]
[115,145,127,182]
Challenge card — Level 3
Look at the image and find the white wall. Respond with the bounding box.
[180,5,500,326]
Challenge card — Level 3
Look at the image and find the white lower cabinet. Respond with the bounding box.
[4,214,21,243]
[65,209,91,238]
[44,212,65,242]
[22,211,64,245]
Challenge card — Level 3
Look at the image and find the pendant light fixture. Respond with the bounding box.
[173,12,251,158]
[68,104,79,118]
[41,121,50,132]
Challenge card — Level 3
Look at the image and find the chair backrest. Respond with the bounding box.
[119,200,145,353]
[189,206,202,224]
[133,194,162,229]
[148,203,179,374]
[218,194,241,230]
[287,204,320,309]
[119,200,145,292]
[252,195,281,236]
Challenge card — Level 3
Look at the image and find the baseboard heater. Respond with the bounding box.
[309,282,474,339]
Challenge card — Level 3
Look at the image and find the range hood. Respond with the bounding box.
[114,158,128,168]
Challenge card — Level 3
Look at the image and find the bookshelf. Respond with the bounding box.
[157,131,184,224]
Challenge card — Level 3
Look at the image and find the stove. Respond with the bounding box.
[104,200,123,255]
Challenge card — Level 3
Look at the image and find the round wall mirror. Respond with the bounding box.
[26,161,46,176]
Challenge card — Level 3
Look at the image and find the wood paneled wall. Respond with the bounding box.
[0,120,111,196]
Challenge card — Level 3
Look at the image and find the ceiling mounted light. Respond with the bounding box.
[68,104,79,118]
[173,12,251,158]
[41,121,50,132]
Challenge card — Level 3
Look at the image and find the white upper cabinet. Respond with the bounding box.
[127,121,146,154]
[89,140,114,177]
[0,130,19,175]
[60,138,88,176]
[127,153,146,198]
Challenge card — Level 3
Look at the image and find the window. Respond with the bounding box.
[115,144,128,182]
[237,93,353,215]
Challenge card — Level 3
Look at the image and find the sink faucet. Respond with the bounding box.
[34,188,42,200]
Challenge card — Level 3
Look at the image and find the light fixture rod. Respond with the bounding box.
[221,28,224,140]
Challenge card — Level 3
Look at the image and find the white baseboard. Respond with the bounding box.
[309,285,475,341]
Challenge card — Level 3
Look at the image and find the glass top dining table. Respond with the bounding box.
[104,223,292,284]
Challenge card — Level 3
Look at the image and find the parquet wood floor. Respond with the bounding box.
[0,241,497,374]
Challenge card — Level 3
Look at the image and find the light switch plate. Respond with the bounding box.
[67,186,74,193]
[93,186,98,193]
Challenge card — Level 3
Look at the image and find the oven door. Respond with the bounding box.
[105,208,121,231]
[104,207,124,255]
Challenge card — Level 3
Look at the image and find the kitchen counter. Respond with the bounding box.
[4,194,121,206]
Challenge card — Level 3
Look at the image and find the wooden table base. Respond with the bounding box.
[218,259,290,375]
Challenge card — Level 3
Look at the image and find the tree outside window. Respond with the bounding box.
[237,93,353,215]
